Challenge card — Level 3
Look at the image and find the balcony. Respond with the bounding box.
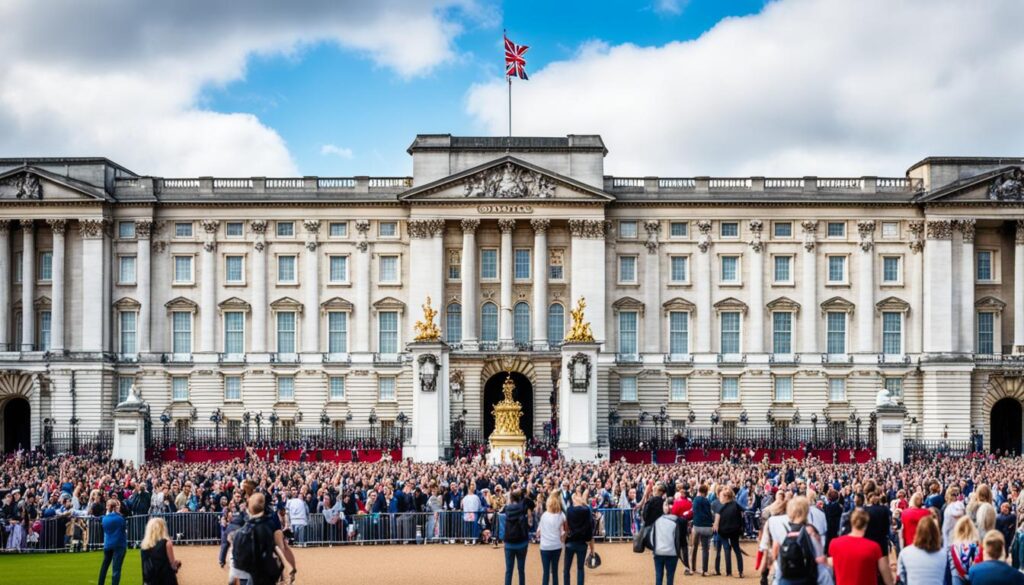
[322,352,351,365]
[373,353,404,366]
[270,353,299,364]
[116,353,139,363]
[218,353,246,365]
[717,353,747,366]
[615,353,642,366]
[162,353,193,364]
[769,353,800,366]
[877,353,911,368]
[478,341,499,352]
[663,353,693,366]
[821,353,853,367]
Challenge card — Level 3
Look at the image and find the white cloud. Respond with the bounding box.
[653,0,687,16]
[467,0,1024,177]
[0,0,474,176]
[320,144,355,160]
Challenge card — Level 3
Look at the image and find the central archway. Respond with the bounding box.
[483,372,533,441]
[991,397,1023,456]
[3,398,31,453]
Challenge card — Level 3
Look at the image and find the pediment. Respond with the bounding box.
[164,296,198,312]
[270,296,303,312]
[114,296,141,311]
[820,296,855,314]
[321,296,354,312]
[218,297,251,312]
[766,296,801,313]
[662,297,696,314]
[713,297,748,314]
[976,296,1007,313]
[372,296,406,312]
[875,296,910,313]
[917,166,1024,204]
[0,165,112,203]
[398,156,613,202]
[612,296,645,315]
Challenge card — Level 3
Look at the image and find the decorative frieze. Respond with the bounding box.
[907,220,924,253]
[857,220,875,252]
[958,218,976,243]
[696,219,712,253]
[46,219,67,234]
[79,219,107,239]
[463,162,556,198]
[925,220,952,240]
[800,220,817,252]
[644,220,660,254]
[567,219,605,239]
[461,218,480,233]
[135,219,153,239]
[530,218,551,233]
[748,219,764,253]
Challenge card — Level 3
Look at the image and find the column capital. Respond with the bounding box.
[529,218,551,233]
[748,219,764,253]
[249,219,268,234]
[1017,219,1024,245]
[926,219,953,240]
[355,219,371,235]
[567,219,604,239]
[958,218,976,243]
[200,219,220,234]
[497,218,517,234]
[46,219,68,235]
[0,219,9,234]
[303,219,321,234]
[908,220,925,253]
[135,219,154,239]
[857,220,875,252]
[461,218,481,233]
[409,218,445,238]
[18,218,34,230]
[79,218,107,239]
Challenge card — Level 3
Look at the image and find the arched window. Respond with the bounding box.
[547,303,564,346]
[514,302,530,346]
[445,303,462,344]
[481,302,498,343]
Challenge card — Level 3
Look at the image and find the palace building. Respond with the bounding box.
[2,134,1024,460]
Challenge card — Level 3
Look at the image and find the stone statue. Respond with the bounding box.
[1,172,42,199]
[990,168,1024,201]
[564,297,595,343]
[413,296,442,342]
[875,387,898,408]
[463,162,556,198]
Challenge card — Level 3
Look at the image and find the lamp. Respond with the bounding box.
[792,408,801,425]
[739,410,749,425]
[766,408,774,423]
[320,411,330,426]
[346,408,353,422]
[687,409,696,424]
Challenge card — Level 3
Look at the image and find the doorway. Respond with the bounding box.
[991,397,1023,456]
[2,397,31,453]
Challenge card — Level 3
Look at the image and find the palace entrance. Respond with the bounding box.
[2,397,30,453]
[483,372,533,441]
[991,397,1023,456]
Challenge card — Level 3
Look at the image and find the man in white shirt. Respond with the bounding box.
[285,488,309,544]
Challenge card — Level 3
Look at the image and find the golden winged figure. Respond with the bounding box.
[564,296,595,343]
[413,296,442,341]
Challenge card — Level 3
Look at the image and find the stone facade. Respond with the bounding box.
[1,138,1024,457]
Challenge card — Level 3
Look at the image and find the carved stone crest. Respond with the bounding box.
[249,220,268,234]
[801,220,818,252]
[463,162,556,198]
[696,220,713,253]
[1,172,41,199]
[567,352,592,392]
[644,220,660,254]
[989,168,1024,200]
[748,219,764,253]
[857,220,875,252]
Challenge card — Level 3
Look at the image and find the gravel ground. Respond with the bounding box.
[172,541,760,585]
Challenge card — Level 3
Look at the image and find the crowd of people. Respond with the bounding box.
[5,447,1024,584]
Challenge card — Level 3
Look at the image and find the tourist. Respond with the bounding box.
[231,492,296,585]
[948,516,983,585]
[650,497,687,585]
[968,531,1024,584]
[537,491,566,585]
[829,509,893,585]
[564,491,595,585]
[896,515,945,584]
[771,496,824,585]
[713,486,744,578]
[503,489,530,585]
[900,492,930,548]
[139,517,181,585]
[690,483,713,577]
[942,486,965,546]
[463,484,483,545]
[98,499,127,585]
[996,501,1016,547]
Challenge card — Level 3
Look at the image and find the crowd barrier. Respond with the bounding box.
[2,509,638,553]
[609,447,876,464]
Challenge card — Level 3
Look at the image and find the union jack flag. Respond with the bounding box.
[504,35,528,80]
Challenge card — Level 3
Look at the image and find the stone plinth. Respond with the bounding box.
[875,404,907,462]
[112,388,148,467]
[407,341,449,462]
[559,342,601,461]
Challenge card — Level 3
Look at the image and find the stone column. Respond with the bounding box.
[643,220,661,354]
[460,219,480,350]
[695,220,713,353]
[959,220,976,354]
[250,220,268,354]
[1017,220,1024,353]
[353,220,371,353]
[531,219,550,350]
[924,220,954,353]
[199,220,219,353]
[0,221,9,350]
[498,218,516,349]
[748,220,765,354]
[408,219,446,343]
[560,342,601,461]
[20,219,35,351]
[857,221,876,354]
[800,221,818,353]
[568,219,607,344]
[80,219,106,352]
[48,219,67,353]
[408,342,449,461]
[136,220,153,354]
[303,220,321,355]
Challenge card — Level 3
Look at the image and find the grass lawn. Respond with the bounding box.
[0,550,143,585]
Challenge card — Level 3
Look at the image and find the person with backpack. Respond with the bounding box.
[503,489,530,585]
[232,492,296,585]
[947,516,983,585]
[772,496,824,585]
[650,497,688,585]
[896,515,945,584]
[564,490,595,585]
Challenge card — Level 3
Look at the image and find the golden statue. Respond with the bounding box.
[564,296,595,343]
[413,296,442,342]
[488,371,526,463]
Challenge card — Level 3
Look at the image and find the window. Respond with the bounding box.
[513,303,530,345]
[881,222,899,238]
[618,311,638,356]
[720,256,739,283]
[172,377,189,402]
[277,376,295,402]
[548,249,564,280]
[773,222,793,238]
[882,256,901,284]
[882,312,902,354]
[446,304,462,344]
[978,312,995,354]
[720,222,739,238]
[13,252,21,283]
[547,304,564,346]
[225,222,244,237]
[619,376,638,402]
[378,311,398,353]
[328,312,348,353]
[174,222,193,238]
[120,311,137,354]
[670,256,688,284]
[670,377,688,401]
[721,377,739,401]
[173,255,193,284]
[618,256,637,284]
[447,250,461,281]
[774,376,793,402]
[669,311,689,355]
[827,256,846,284]
[329,222,348,238]
[514,249,531,280]
[276,221,294,237]
[277,255,297,283]
[481,249,498,280]
[224,312,244,354]
[118,221,136,239]
[329,256,348,283]
[481,303,498,343]
[118,376,134,403]
[378,377,396,401]
[38,251,52,281]
[225,255,244,284]
[977,251,994,281]
[670,222,688,238]
[826,222,846,237]
[119,256,137,284]
[826,312,846,354]
[773,312,792,354]
[379,221,398,238]
[773,256,792,283]
[379,255,399,284]
[720,311,741,354]
[619,221,638,239]
[276,312,296,354]
[884,377,903,400]
[829,378,846,402]
[225,376,242,401]
[329,376,346,401]
[38,311,51,350]
[172,311,192,353]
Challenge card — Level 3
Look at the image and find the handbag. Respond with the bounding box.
[632,525,652,553]
[586,550,602,569]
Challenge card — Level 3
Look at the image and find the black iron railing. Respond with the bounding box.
[903,439,973,462]
[149,426,410,451]
[609,425,873,451]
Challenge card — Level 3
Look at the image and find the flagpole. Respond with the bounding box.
[507,75,512,142]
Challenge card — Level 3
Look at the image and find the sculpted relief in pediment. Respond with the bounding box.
[463,162,556,198]
[990,168,1024,201]
[0,172,41,199]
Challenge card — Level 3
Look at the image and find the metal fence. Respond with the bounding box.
[609,425,875,451]
[149,427,411,451]
[904,439,973,462]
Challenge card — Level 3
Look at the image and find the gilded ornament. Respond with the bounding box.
[564,297,595,343]
[413,296,442,342]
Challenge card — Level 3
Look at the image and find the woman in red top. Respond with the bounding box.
[829,509,894,585]
[901,493,932,548]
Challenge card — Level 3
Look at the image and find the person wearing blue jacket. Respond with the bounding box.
[98,499,127,585]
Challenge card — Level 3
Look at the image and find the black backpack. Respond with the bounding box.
[232,516,283,585]
[504,504,529,544]
[778,523,816,581]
